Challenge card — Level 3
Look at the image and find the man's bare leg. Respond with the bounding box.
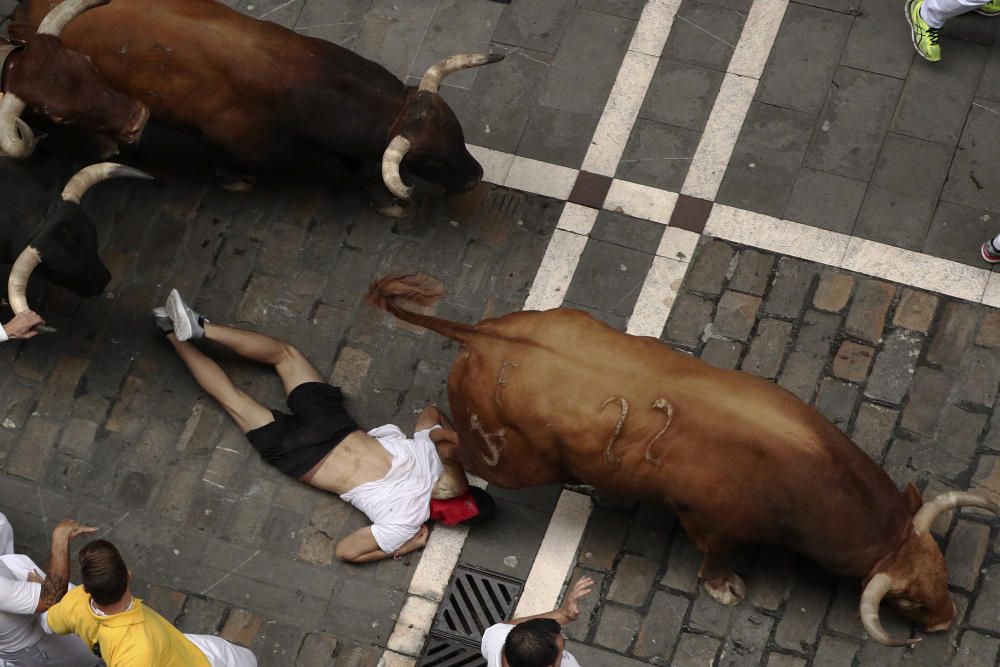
[202,323,324,394]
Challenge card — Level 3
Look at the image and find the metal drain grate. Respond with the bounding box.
[417,636,487,667]
[431,566,523,644]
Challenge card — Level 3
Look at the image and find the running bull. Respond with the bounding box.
[1,0,148,158]
[367,273,999,646]
[11,0,503,215]
[2,161,152,321]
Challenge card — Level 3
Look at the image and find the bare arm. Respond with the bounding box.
[509,576,594,626]
[36,520,96,612]
[334,525,429,564]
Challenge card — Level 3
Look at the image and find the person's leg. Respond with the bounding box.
[982,233,1000,263]
[907,0,944,61]
[921,0,990,25]
[32,634,102,667]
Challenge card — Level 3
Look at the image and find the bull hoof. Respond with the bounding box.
[704,574,746,606]
[373,199,411,219]
[216,168,256,193]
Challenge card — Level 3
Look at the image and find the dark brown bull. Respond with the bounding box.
[1,0,148,158]
[367,273,999,646]
[12,0,502,215]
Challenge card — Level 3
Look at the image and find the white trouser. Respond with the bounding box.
[0,634,102,667]
[185,635,257,667]
[0,513,13,556]
[920,0,990,28]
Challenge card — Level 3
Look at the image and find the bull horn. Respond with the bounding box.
[37,0,110,36]
[0,92,36,158]
[418,53,504,93]
[912,491,1000,535]
[859,573,918,647]
[381,135,412,200]
[7,246,42,315]
[61,162,154,204]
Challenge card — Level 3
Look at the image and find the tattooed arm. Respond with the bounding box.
[34,519,96,612]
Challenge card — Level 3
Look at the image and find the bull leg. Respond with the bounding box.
[363,161,411,219]
[677,515,746,606]
[215,165,256,193]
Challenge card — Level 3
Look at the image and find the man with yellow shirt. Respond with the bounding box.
[42,540,256,667]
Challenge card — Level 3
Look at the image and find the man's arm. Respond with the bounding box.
[334,525,429,563]
[508,576,594,626]
[1,311,45,342]
[36,519,96,612]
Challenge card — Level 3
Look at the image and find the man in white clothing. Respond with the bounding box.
[481,577,593,667]
[0,512,101,666]
[906,0,999,61]
[0,311,44,343]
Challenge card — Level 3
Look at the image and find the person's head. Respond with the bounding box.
[429,486,497,526]
[503,619,564,667]
[79,539,130,605]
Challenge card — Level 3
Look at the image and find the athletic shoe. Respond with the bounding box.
[975,0,1000,16]
[982,240,1000,264]
[152,307,174,336]
[906,0,941,62]
[165,289,206,341]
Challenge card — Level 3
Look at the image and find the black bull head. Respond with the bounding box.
[3,163,152,319]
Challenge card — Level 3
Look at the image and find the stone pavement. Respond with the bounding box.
[1,0,1000,666]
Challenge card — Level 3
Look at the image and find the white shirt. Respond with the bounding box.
[481,624,581,667]
[0,325,8,343]
[340,424,443,553]
[0,554,44,653]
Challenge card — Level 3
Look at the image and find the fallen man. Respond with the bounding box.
[157,289,493,563]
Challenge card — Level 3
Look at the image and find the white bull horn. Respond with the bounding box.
[0,92,36,158]
[38,0,111,36]
[7,245,42,315]
[912,491,999,535]
[381,135,412,200]
[418,52,504,93]
[61,162,154,204]
[859,573,919,647]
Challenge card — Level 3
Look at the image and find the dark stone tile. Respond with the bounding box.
[517,104,601,169]
[716,102,815,218]
[669,195,713,233]
[942,98,1000,212]
[664,293,716,348]
[922,201,999,267]
[492,0,575,54]
[294,0,370,48]
[590,210,666,252]
[784,167,868,234]
[757,3,853,114]
[459,499,550,580]
[578,0,645,19]
[615,119,702,191]
[893,39,989,147]
[977,40,1000,103]
[940,9,999,45]
[663,0,745,72]
[639,58,725,132]
[804,67,903,180]
[564,240,655,319]
[569,171,613,209]
[539,9,635,116]
[407,0,506,90]
[841,0,916,79]
[854,134,954,252]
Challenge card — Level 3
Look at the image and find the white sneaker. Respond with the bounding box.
[166,289,206,341]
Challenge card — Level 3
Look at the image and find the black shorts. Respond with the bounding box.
[245,382,359,479]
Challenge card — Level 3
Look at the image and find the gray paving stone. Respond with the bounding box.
[717,102,816,218]
[717,608,774,667]
[634,591,689,660]
[607,554,659,606]
[854,134,954,252]
[921,200,998,268]
[591,211,667,253]
[564,240,654,319]
[672,632,722,667]
[784,168,868,235]
[616,119,702,191]
[354,1,437,80]
[593,603,642,652]
[539,9,635,116]
[294,0,370,48]
[901,367,953,437]
[565,641,649,667]
[928,302,981,369]
[253,619,306,667]
[687,240,737,296]
[492,0,574,54]
[757,4,853,114]
[815,377,858,433]
[663,0,745,72]
[714,291,763,342]
[865,329,923,404]
[969,564,1000,632]
[662,532,701,594]
[953,347,1000,408]
[844,279,895,345]
[765,258,817,318]
[841,0,916,79]
[953,631,1000,667]
[942,99,1000,212]
[516,104,600,169]
[945,520,991,592]
[688,589,737,635]
[564,568,607,641]
[578,508,630,570]
[664,293,716,348]
[766,653,806,667]
[778,352,825,403]
[176,596,229,634]
[578,0,645,19]
[832,340,873,383]
[813,635,858,667]
[774,566,832,652]
[851,402,899,462]
[729,249,775,296]
[295,632,338,667]
[825,579,864,639]
[639,59,725,132]
[624,504,674,561]
[701,338,745,369]
[796,310,841,358]
[805,67,903,182]
[741,319,793,379]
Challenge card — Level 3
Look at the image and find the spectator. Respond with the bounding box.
[906,0,999,62]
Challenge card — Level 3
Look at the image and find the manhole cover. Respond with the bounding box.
[417,636,487,667]
[431,565,523,644]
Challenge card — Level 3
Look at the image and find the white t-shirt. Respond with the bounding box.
[340,424,444,553]
[481,623,581,667]
[0,554,44,653]
[0,326,8,343]
[0,513,13,555]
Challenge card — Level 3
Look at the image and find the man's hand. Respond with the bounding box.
[52,519,96,542]
[3,310,45,340]
[559,576,594,622]
[26,569,44,584]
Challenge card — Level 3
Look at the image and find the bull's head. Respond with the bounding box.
[7,162,153,318]
[381,53,503,200]
[859,487,999,645]
[0,0,149,158]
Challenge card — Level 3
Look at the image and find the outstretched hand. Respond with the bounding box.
[560,576,595,622]
[3,311,45,339]
[52,519,97,542]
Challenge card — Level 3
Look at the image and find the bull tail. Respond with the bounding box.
[366,273,477,343]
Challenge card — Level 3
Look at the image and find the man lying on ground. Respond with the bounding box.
[0,511,99,667]
[481,576,594,667]
[42,539,256,667]
[156,289,494,563]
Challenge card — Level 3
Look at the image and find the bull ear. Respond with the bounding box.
[904,483,924,515]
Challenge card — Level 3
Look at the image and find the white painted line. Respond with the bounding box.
[982,272,1000,308]
[728,0,789,80]
[631,0,683,57]
[512,490,594,618]
[504,156,578,201]
[406,523,473,602]
[657,227,700,263]
[524,228,591,311]
[841,237,990,303]
[604,179,678,225]
[386,596,439,657]
[378,651,417,667]
[627,256,690,338]
[557,203,601,236]
[681,72,757,201]
[705,204,851,268]
[468,144,515,186]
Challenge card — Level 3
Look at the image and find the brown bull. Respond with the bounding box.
[12,0,501,215]
[1,0,148,157]
[367,273,999,646]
